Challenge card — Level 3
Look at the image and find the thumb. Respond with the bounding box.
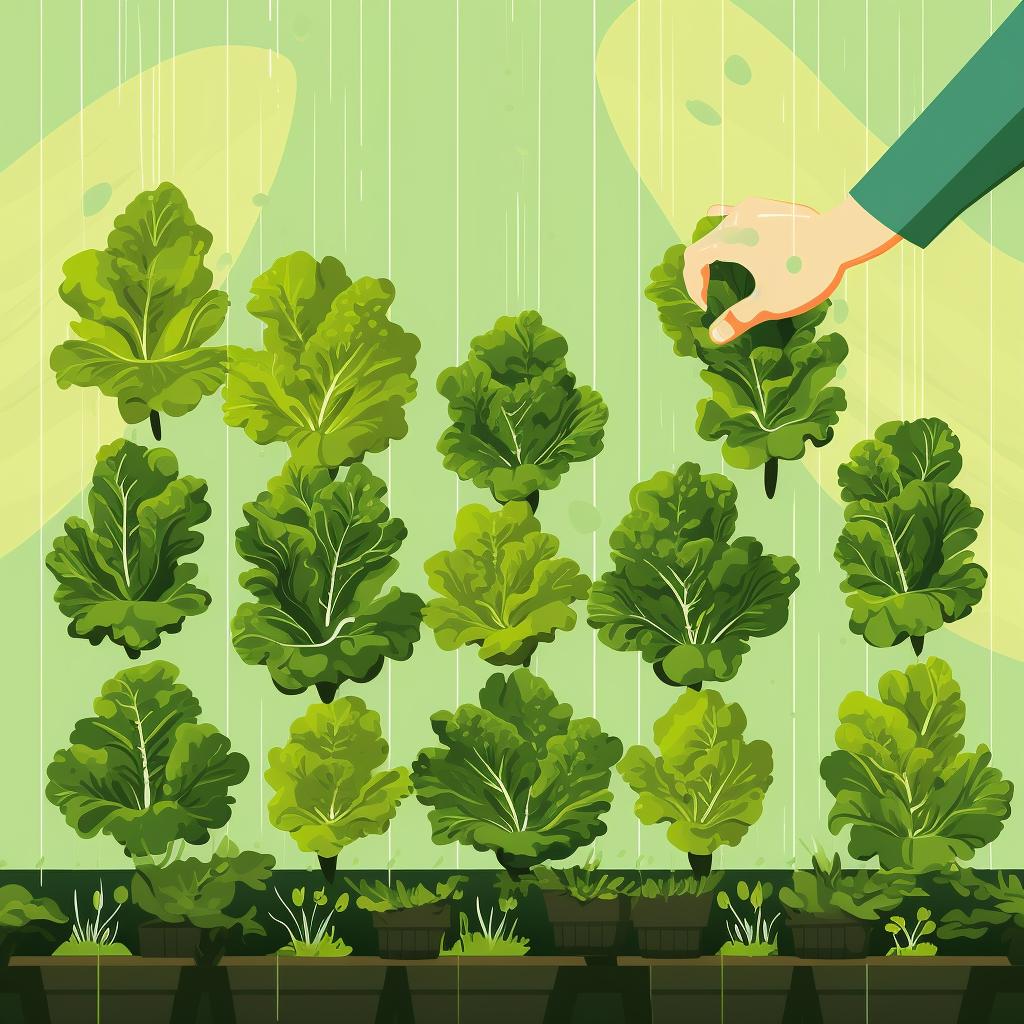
[707,296,765,345]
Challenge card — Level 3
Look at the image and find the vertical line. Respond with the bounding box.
[987,0,995,866]
[312,94,317,254]
[719,0,725,204]
[791,495,797,861]
[535,2,542,308]
[635,0,642,863]
[38,0,46,880]
[816,634,821,818]
[386,0,394,882]
[591,0,598,719]
[328,0,333,101]
[224,0,231,740]
[454,0,462,870]
[864,0,870,427]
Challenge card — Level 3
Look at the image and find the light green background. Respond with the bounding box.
[1,0,1021,872]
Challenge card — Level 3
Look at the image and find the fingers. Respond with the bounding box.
[683,239,747,310]
[707,296,766,345]
[706,204,734,217]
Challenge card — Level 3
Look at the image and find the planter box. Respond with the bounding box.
[137,921,203,960]
[371,903,452,960]
[542,892,629,959]
[631,894,713,958]
[787,913,872,959]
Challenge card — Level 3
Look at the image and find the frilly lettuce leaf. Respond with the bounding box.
[423,501,591,665]
[45,438,211,657]
[412,668,622,871]
[588,462,798,687]
[232,460,423,698]
[223,252,419,468]
[437,310,608,504]
[52,182,228,425]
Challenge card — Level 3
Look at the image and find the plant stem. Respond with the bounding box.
[763,458,779,499]
[315,682,339,704]
[652,661,701,691]
[318,855,338,883]
[148,410,162,441]
[911,635,925,657]
[687,852,712,879]
[524,490,539,513]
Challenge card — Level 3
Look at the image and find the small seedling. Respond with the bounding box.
[716,881,780,956]
[270,886,352,958]
[440,897,530,957]
[54,883,130,957]
[886,907,938,957]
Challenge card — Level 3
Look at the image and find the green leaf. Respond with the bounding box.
[716,890,731,910]
[737,880,750,902]
[646,221,845,475]
[266,698,411,859]
[0,886,67,937]
[46,439,211,656]
[835,418,986,648]
[588,463,798,686]
[821,658,1012,871]
[52,182,229,424]
[223,253,419,467]
[423,502,590,665]
[412,668,622,871]
[131,838,273,935]
[46,661,249,858]
[618,690,772,858]
[437,311,608,502]
[232,460,423,696]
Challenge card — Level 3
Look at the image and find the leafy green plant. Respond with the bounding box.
[437,310,608,508]
[232,460,423,702]
[46,660,249,858]
[46,439,211,658]
[53,882,131,956]
[423,501,590,666]
[530,859,637,902]
[635,872,723,901]
[646,217,847,498]
[440,897,530,956]
[619,688,773,877]
[885,907,937,956]
[820,657,1012,872]
[347,876,467,913]
[412,668,622,876]
[0,886,67,965]
[52,182,229,440]
[132,839,274,966]
[834,417,987,654]
[270,886,352,957]
[716,882,779,956]
[223,252,419,468]
[779,847,911,921]
[937,869,1024,943]
[266,697,411,882]
[588,462,799,687]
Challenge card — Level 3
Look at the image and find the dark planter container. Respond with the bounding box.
[631,893,713,958]
[542,892,629,959]
[787,913,872,959]
[372,903,452,960]
[136,920,204,959]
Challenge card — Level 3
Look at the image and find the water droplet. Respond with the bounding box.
[836,364,848,379]
[568,501,602,534]
[217,252,234,270]
[724,54,752,86]
[832,298,849,324]
[785,255,803,274]
[685,100,722,127]
[82,182,112,217]
[722,227,759,246]
[252,192,270,208]
[293,14,311,40]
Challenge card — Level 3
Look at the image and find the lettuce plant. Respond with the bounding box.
[266,698,411,882]
[588,462,799,688]
[938,869,1024,945]
[412,668,622,876]
[232,460,423,703]
[223,252,419,468]
[821,657,1012,872]
[423,501,590,666]
[646,218,847,498]
[619,688,773,878]
[132,839,274,966]
[52,182,228,440]
[46,439,211,658]
[835,417,987,654]
[46,660,249,858]
[347,875,467,912]
[0,886,67,965]
[437,310,608,508]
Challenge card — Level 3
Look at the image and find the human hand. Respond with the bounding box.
[682,195,900,345]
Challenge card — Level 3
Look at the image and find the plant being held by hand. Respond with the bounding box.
[46,439,212,659]
[437,310,608,509]
[886,908,938,956]
[588,463,798,688]
[834,417,986,654]
[423,501,590,666]
[52,182,229,440]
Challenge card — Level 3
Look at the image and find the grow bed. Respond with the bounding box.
[5,954,1023,1024]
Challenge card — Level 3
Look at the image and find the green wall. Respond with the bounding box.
[1,0,1020,872]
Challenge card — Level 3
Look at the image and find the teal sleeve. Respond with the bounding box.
[851,3,1024,247]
